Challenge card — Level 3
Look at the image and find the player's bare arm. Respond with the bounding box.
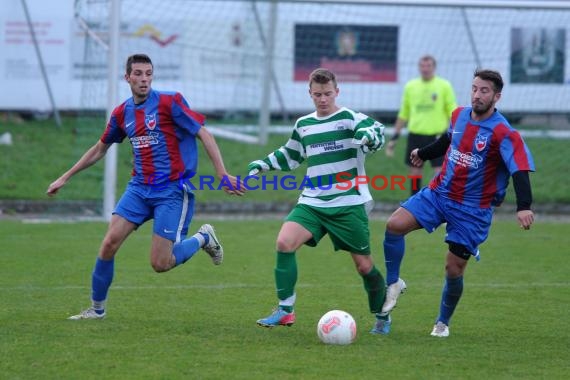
[197,127,245,196]
[47,141,111,196]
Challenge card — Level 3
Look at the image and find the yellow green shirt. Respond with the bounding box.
[397,76,457,135]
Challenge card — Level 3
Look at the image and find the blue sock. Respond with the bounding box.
[173,236,202,266]
[200,232,210,245]
[437,276,464,326]
[91,257,114,314]
[383,231,405,285]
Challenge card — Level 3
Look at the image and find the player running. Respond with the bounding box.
[381,69,535,337]
[248,68,392,334]
[47,54,244,320]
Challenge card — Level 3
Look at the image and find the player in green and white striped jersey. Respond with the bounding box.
[249,68,392,334]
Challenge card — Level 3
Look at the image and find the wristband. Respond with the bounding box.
[391,132,400,141]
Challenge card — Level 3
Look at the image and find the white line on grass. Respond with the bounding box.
[1,282,568,291]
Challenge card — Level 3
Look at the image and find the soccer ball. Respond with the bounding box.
[317,310,357,345]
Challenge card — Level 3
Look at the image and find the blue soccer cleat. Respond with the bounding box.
[256,308,296,327]
[370,314,391,335]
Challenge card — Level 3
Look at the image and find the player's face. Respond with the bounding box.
[125,63,153,102]
[419,59,435,80]
[471,77,501,116]
[309,82,339,117]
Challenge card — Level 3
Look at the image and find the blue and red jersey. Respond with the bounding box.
[100,89,204,185]
[430,106,535,208]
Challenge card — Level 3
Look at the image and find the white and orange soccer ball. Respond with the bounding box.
[317,310,357,345]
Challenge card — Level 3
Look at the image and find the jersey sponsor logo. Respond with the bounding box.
[130,131,159,149]
[310,141,344,152]
[145,113,157,130]
[475,134,488,152]
[448,147,483,169]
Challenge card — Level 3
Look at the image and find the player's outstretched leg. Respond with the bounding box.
[257,251,297,328]
[69,257,114,320]
[171,224,222,266]
[382,229,407,314]
[199,224,223,265]
[382,206,420,314]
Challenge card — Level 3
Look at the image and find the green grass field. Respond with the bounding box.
[0,117,569,204]
[1,219,568,379]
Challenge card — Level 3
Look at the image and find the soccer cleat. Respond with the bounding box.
[381,278,407,314]
[199,224,223,265]
[68,307,106,320]
[370,314,391,335]
[430,321,450,337]
[256,308,296,328]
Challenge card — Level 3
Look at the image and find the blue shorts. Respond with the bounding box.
[114,181,195,242]
[401,187,493,258]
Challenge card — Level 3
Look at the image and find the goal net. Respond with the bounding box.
[70,0,569,213]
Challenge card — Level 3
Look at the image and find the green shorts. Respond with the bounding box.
[285,203,371,255]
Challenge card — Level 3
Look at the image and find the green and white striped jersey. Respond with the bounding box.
[253,107,384,208]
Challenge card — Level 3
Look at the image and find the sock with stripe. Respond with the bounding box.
[91,257,114,314]
[172,233,206,266]
[275,251,297,313]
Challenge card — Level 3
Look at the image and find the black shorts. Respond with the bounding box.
[405,132,445,168]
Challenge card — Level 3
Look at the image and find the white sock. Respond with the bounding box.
[192,232,206,247]
[278,293,296,307]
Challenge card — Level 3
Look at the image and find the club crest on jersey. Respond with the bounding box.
[475,134,488,152]
[145,113,157,130]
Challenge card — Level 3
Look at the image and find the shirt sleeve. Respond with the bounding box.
[172,92,204,136]
[100,107,126,144]
[499,130,536,174]
[444,81,457,119]
[256,127,305,172]
[397,83,410,121]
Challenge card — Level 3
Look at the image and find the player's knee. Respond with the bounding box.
[150,259,171,273]
[386,214,409,235]
[446,243,470,277]
[355,261,373,275]
[276,236,298,252]
[351,254,373,275]
[100,236,121,259]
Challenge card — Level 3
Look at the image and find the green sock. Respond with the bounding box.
[275,251,297,313]
[361,266,386,314]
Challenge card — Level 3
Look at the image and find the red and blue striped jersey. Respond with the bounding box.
[429,107,535,208]
[100,89,204,185]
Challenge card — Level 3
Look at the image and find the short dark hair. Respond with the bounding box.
[474,69,503,92]
[419,55,437,67]
[309,68,337,88]
[126,54,153,75]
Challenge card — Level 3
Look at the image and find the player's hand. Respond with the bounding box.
[46,177,66,197]
[410,148,424,167]
[247,162,262,176]
[517,209,534,230]
[220,174,246,196]
[353,124,384,153]
[385,140,396,157]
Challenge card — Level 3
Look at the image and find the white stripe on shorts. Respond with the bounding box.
[175,188,189,243]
